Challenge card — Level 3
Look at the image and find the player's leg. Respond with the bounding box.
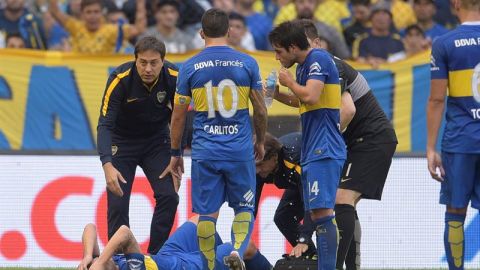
[243,241,273,270]
[344,209,361,270]
[274,189,305,246]
[140,143,179,254]
[303,159,344,270]
[335,189,360,270]
[338,142,396,270]
[441,152,477,270]
[191,159,225,270]
[224,160,256,270]
[108,141,138,241]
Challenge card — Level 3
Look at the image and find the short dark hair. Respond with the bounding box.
[269,21,310,50]
[6,32,24,42]
[405,24,426,37]
[229,12,246,26]
[80,0,102,11]
[297,19,319,40]
[134,36,166,60]
[201,8,229,38]
[263,133,283,161]
[156,0,180,12]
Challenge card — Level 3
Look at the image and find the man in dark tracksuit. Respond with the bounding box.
[97,36,179,254]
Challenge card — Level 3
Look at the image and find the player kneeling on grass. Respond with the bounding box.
[78,215,237,270]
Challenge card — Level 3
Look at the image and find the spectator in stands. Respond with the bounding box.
[5,32,25,48]
[413,0,449,42]
[140,0,198,54]
[48,0,146,54]
[403,24,430,57]
[274,0,350,34]
[67,0,83,19]
[352,3,404,67]
[41,10,70,51]
[227,12,256,51]
[235,0,272,50]
[0,0,47,49]
[343,0,371,50]
[433,0,458,29]
[105,6,134,53]
[288,0,350,59]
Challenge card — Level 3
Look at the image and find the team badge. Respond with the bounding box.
[157,91,166,103]
[111,145,118,156]
[178,97,187,105]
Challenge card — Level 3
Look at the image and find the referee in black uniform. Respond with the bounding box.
[97,36,179,254]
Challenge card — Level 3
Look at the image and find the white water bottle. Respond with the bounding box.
[264,70,277,107]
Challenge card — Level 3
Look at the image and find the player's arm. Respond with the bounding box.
[340,91,356,132]
[426,79,447,181]
[92,226,141,269]
[125,0,147,39]
[250,89,268,160]
[278,68,323,105]
[97,73,127,196]
[77,224,100,270]
[273,85,300,107]
[48,0,70,27]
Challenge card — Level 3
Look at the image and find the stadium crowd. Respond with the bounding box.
[0,0,457,66]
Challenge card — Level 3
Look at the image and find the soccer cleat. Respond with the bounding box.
[224,251,246,270]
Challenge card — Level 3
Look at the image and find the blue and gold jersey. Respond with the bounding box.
[296,49,346,164]
[175,46,262,161]
[431,23,480,153]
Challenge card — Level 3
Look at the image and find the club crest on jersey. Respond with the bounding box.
[112,145,118,156]
[157,91,166,103]
[308,62,323,76]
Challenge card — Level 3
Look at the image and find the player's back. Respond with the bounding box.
[177,46,262,161]
[431,23,480,153]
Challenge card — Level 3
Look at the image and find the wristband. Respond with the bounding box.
[170,148,182,157]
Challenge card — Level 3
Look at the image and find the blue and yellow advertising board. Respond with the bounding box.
[0,49,431,153]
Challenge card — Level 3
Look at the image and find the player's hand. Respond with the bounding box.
[278,68,294,88]
[427,149,445,182]
[290,243,309,258]
[103,162,126,197]
[77,255,93,270]
[160,156,184,191]
[254,142,265,162]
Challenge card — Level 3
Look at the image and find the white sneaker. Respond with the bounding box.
[223,251,246,270]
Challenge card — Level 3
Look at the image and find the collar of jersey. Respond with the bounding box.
[462,21,480,25]
[143,77,159,92]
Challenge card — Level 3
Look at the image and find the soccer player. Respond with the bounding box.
[162,8,268,270]
[97,36,179,254]
[301,19,398,270]
[79,215,236,270]
[427,0,480,268]
[269,21,346,270]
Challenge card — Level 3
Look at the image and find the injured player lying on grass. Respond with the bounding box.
[77,215,247,270]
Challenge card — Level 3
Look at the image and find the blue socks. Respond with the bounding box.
[244,250,272,270]
[314,215,339,270]
[444,212,466,270]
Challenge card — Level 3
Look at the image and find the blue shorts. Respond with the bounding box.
[302,159,344,211]
[440,152,480,209]
[191,159,256,214]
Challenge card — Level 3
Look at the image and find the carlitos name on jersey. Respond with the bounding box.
[194,60,244,70]
[454,38,480,47]
[204,124,239,135]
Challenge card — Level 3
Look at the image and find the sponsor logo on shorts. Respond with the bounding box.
[243,190,254,203]
[127,258,143,270]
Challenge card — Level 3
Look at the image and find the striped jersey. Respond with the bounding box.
[175,46,262,161]
[296,48,346,164]
[430,22,480,153]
